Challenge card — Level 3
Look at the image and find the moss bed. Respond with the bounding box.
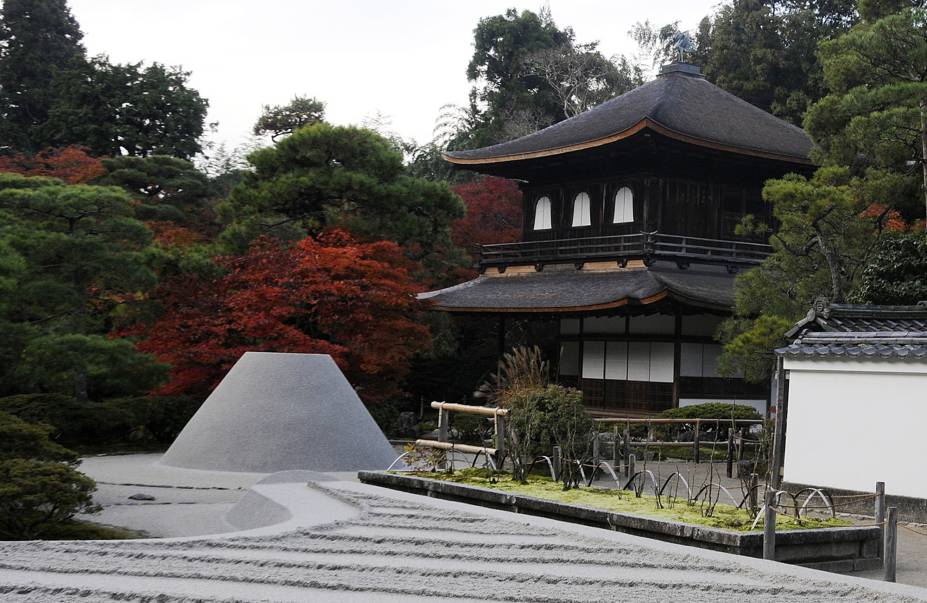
[405,469,850,532]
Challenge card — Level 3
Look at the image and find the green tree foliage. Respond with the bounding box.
[0,174,167,399]
[0,407,99,540]
[0,411,76,462]
[460,8,639,147]
[719,168,879,380]
[465,8,571,144]
[0,1,208,157]
[0,458,99,539]
[852,232,927,304]
[698,0,857,125]
[805,7,927,223]
[253,96,326,141]
[525,42,642,119]
[0,0,86,152]
[221,123,466,278]
[98,155,216,233]
[44,59,209,158]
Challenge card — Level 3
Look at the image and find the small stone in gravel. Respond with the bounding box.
[128,493,156,501]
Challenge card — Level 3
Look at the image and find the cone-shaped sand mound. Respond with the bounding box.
[160,352,396,473]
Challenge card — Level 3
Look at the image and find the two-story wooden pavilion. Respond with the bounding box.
[422,62,815,416]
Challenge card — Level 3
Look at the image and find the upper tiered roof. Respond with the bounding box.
[445,63,813,167]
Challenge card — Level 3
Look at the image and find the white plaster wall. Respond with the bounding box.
[783,359,927,499]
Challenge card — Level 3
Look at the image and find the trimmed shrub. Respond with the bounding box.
[0,393,201,448]
[0,458,100,539]
[0,411,77,463]
[658,402,762,422]
[105,395,200,444]
[0,394,135,447]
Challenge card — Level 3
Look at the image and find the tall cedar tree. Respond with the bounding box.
[0,0,86,153]
[132,231,431,402]
[221,123,465,283]
[0,174,166,400]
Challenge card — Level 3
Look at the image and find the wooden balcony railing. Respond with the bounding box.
[479,232,772,271]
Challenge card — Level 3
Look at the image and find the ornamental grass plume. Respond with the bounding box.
[473,345,549,407]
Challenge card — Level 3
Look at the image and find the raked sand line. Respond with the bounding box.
[0,479,925,602]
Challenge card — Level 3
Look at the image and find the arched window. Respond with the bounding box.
[571,192,591,227]
[613,187,634,224]
[533,196,552,230]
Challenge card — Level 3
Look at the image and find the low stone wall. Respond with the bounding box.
[359,471,882,573]
[783,481,927,524]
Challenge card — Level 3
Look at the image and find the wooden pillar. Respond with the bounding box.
[763,489,777,560]
[875,481,886,560]
[770,356,788,490]
[693,419,701,464]
[885,507,898,582]
[672,312,682,408]
[494,414,506,468]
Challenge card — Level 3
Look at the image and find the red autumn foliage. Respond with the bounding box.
[451,176,523,256]
[132,231,431,402]
[145,221,205,247]
[862,202,911,232]
[0,146,105,184]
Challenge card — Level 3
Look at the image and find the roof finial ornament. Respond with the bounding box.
[813,296,831,318]
[671,31,695,64]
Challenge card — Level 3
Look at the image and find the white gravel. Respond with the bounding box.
[1,457,926,602]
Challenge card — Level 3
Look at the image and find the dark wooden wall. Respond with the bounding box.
[521,174,771,242]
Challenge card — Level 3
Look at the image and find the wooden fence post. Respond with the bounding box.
[552,446,561,482]
[437,406,449,470]
[629,453,636,484]
[623,425,630,477]
[612,424,619,467]
[763,489,776,560]
[749,473,758,512]
[438,408,449,443]
[693,419,701,464]
[592,432,600,467]
[735,429,744,478]
[726,431,734,479]
[884,506,897,582]
[875,481,886,560]
[494,414,505,469]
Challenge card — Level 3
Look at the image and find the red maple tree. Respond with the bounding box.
[131,231,432,402]
[451,176,523,257]
[0,146,105,184]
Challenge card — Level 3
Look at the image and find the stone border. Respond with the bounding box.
[358,471,882,573]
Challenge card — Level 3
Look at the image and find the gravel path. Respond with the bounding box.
[1,481,924,602]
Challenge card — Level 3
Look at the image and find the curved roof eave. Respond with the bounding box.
[443,118,814,167]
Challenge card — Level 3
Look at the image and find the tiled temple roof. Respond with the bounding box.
[779,301,927,360]
[445,63,813,166]
[418,261,737,313]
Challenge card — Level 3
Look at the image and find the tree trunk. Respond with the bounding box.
[816,232,844,303]
[920,103,927,231]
